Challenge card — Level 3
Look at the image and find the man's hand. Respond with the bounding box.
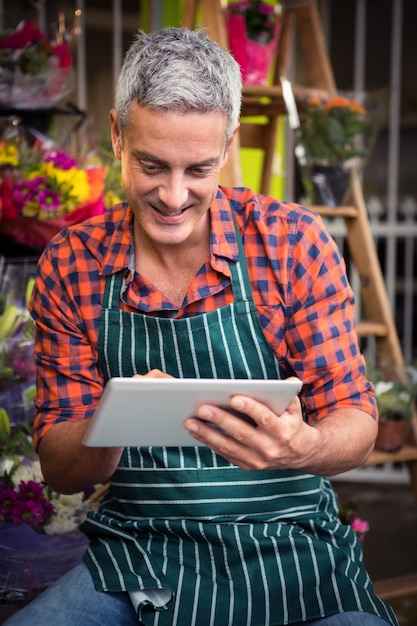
[184,382,378,475]
[184,388,310,471]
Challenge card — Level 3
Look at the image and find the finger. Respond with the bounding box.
[132,369,174,379]
[228,395,282,431]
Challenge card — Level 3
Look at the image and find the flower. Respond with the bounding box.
[0,20,72,108]
[369,364,417,422]
[297,95,372,166]
[228,1,280,43]
[0,274,35,390]
[0,136,106,249]
[350,516,370,538]
[374,380,415,421]
[339,500,369,543]
[0,20,71,72]
[0,412,102,535]
[1,143,93,220]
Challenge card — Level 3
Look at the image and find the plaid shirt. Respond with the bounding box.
[31,186,376,449]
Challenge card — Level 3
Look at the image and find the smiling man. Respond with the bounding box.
[5,27,398,626]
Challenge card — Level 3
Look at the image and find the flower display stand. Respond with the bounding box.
[182,0,417,601]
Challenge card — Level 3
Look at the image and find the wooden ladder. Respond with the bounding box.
[182,0,417,456]
[182,0,417,597]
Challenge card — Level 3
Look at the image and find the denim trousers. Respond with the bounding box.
[3,563,393,626]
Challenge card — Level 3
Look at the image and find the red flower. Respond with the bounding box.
[0,20,46,51]
[0,20,72,69]
[51,42,72,69]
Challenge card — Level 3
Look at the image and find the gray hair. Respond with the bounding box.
[115,27,242,146]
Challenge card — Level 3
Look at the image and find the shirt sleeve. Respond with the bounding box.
[252,204,377,422]
[288,211,377,421]
[30,233,105,450]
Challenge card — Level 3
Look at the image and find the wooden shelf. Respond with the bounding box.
[356,321,389,338]
[366,444,417,467]
[313,205,359,219]
[373,573,417,601]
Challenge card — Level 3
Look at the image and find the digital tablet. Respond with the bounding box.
[83,377,303,447]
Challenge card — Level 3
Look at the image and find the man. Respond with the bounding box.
[6,27,398,626]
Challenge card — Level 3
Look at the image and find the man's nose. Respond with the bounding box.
[158,172,188,210]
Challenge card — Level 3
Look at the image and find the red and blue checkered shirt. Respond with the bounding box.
[30,186,376,449]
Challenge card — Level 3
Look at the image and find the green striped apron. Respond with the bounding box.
[81,222,397,626]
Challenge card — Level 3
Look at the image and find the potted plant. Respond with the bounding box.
[226,1,282,84]
[296,95,374,206]
[372,368,417,453]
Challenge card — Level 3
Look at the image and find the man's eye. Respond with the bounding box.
[141,162,161,173]
[191,167,210,175]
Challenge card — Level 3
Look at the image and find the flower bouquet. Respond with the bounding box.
[0,412,103,608]
[0,259,36,427]
[0,135,106,249]
[0,19,72,109]
[296,95,373,206]
[227,1,282,84]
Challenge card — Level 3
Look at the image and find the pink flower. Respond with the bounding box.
[351,517,370,534]
[50,42,72,69]
[351,516,370,543]
[37,189,61,212]
[44,150,78,171]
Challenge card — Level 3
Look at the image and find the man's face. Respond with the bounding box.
[110,103,235,251]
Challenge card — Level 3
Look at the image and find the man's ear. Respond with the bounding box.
[110,109,122,160]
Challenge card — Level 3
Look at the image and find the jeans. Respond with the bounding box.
[3,563,393,626]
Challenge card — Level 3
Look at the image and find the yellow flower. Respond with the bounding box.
[0,142,19,167]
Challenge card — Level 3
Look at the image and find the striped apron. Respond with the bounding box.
[81,222,397,626]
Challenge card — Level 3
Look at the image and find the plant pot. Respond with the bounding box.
[299,161,354,207]
[374,418,411,453]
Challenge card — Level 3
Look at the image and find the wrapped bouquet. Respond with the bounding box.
[0,19,72,109]
[0,134,106,249]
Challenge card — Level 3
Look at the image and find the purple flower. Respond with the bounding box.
[8,357,35,380]
[18,480,46,501]
[0,487,17,515]
[4,340,36,382]
[12,176,47,207]
[259,3,275,14]
[8,498,50,527]
[0,481,54,528]
[44,150,78,170]
[37,188,61,212]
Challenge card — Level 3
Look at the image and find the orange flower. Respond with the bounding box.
[324,96,351,110]
[307,96,322,106]
[323,96,366,116]
[348,100,366,115]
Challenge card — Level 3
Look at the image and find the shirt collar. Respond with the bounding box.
[92,188,240,278]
